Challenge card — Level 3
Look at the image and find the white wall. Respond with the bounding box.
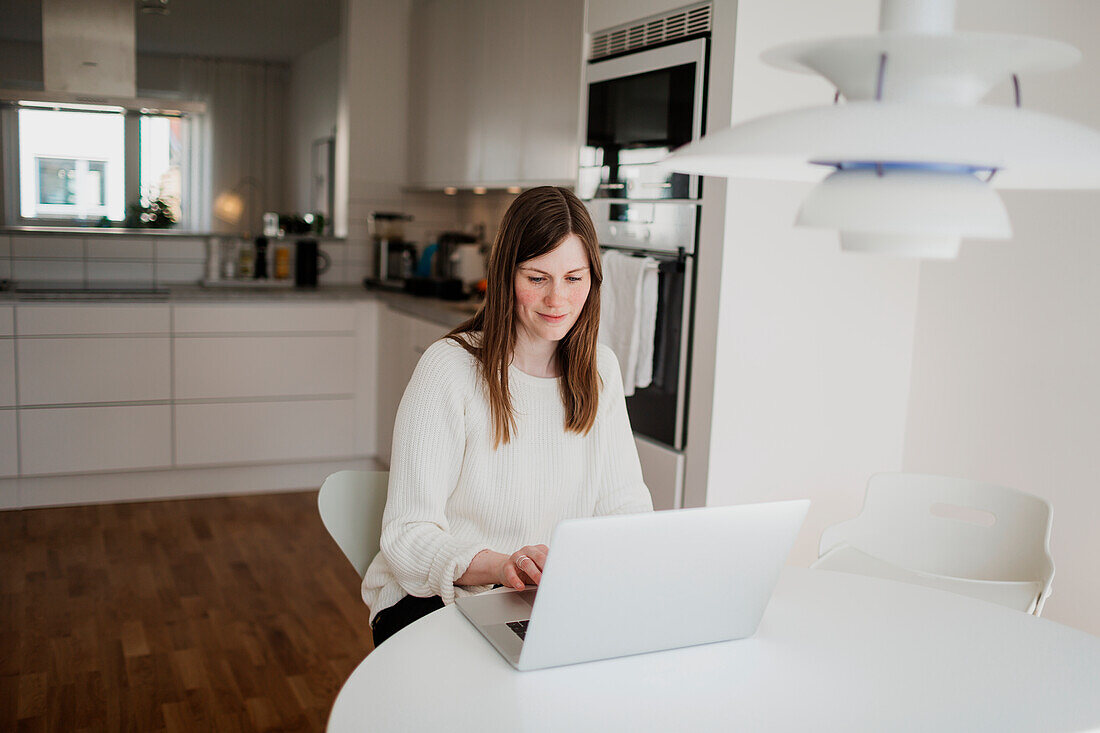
[700,0,924,572]
[903,0,1100,635]
[287,37,339,215]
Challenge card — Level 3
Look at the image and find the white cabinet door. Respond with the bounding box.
[172,303,355,334]
[478,0,526,185]
[174,399,355,466]
[17,304,170,335]
[0,410,17,477]
[0,339,14,407]
[0,306,13,336]
[174,335,355,399]
[19,405,172,475]
[414,0,482,186]
[521,0,584,184]
[18,337,171,405]
[376,309,449,465]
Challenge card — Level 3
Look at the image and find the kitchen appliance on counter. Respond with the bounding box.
[433,231,480,281]
[582,5,711,510]
[369,212,415,285]
[294,239,331,287]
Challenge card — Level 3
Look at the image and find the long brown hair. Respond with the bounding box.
[448,186,603,447]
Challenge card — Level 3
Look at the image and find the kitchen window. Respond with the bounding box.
[2,100,193,227]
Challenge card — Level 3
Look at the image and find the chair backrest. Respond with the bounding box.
[819,473,1054,589]
[318,470,389,578]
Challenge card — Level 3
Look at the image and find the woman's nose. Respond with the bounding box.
[544,280,565,306]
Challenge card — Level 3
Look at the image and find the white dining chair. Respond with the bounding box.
[318,470,390,578]
[812,473,1055,615]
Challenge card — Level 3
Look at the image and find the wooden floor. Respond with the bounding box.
[0,491,376,732]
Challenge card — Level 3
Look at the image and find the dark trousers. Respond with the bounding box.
[370,594,445,647]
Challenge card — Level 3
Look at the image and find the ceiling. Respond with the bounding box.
[0,0,340,63]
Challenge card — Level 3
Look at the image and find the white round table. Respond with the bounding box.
[328,568,1100,732]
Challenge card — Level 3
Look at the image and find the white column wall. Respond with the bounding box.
[903,0,1100,635]
[700,0,923,571]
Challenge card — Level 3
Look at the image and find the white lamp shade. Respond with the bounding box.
[762,32,1081,104]
[838,232,962,259]
[797,168,1012,238]
[661,102,1100,189]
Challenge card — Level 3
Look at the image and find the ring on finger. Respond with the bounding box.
[515,554,531,567]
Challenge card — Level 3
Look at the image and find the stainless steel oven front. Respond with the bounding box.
[580,28,709,508]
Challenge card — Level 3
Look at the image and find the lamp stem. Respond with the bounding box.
[878,0,956,34]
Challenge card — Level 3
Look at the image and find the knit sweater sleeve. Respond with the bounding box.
[594,345,655,516]
[378,339,485,603]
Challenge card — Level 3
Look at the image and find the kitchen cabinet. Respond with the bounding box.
[16,303,170,335]
[0,411,17,478]
[19,405,172,476]
[174,336,355,400]
[172,303,355,334]
[18,337,171,405]
[0,339,14,407]
[376,307,449,465]
[174,399,355,467]
[409,0,482,188]
[408,0,583,188]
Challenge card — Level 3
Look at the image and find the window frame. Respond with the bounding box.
[0,101,194,229]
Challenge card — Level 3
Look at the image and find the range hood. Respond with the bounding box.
[0,0,204,115]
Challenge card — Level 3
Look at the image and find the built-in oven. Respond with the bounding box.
[578,34,708,201]
[581,6,711,509]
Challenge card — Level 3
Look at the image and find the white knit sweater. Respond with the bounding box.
[361,337,653,621]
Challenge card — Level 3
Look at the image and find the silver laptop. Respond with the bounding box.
[455,499,810,671]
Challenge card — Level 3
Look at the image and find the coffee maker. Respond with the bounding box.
[370,212,415,284]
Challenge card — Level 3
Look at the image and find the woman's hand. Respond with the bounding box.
[501,545,549,589]
[456,545,549,589]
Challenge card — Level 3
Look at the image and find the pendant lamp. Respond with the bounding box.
[662,0,1100,258]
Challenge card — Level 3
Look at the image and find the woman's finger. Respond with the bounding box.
[502,562,525,590]
[515,554,542,584]
[530,545,549,569]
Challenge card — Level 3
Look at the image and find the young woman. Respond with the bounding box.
[362,186,653,646]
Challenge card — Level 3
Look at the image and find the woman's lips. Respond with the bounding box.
[539,312,568,324]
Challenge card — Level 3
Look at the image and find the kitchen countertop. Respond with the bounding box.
[0,282,478,329]
[0,226,344,240]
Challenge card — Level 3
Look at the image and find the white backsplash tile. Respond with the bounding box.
[13,258,84,282]
[87,261,155,282]
[155,237,208,261]
[0,259,10,281]
[12,236,83,259]
[0,235,10,257]
[86,237,154,260]
[155,261,205,284]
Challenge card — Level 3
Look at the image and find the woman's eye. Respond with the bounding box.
[527,276,546,284]
[567,276,584,283]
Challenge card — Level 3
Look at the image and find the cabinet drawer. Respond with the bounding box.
[0,340,14,407]
[174,335,355,399]
[17,304,170,335]
[0,410,16,477]
[174,399,356,466]
[19,337,171,405]
[20,405,172,475]
[173,304,356,334]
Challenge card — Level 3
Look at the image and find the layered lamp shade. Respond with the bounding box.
[662,0,1100,258]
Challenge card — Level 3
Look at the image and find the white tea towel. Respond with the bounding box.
[599,250,659,396]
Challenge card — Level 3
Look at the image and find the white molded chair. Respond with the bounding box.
[812,473,1054,615]
[318,470,389,578]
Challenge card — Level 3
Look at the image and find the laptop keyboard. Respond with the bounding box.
[507,620,529,640]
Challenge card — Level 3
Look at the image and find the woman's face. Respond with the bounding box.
[514,234,592,346]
